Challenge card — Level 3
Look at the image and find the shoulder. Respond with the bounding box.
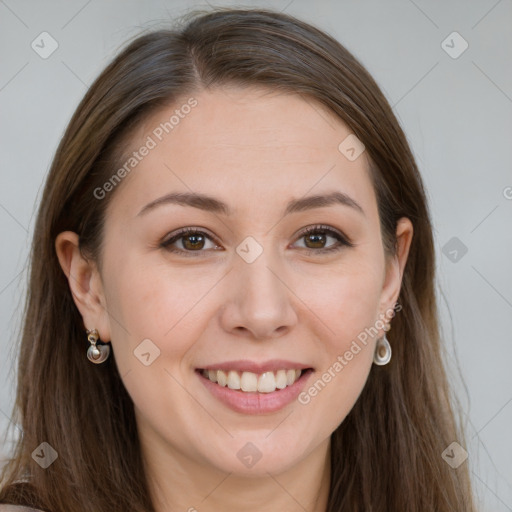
[0,482,49,512]
[0,506,47,511]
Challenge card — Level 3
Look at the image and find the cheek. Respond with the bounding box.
[102,262,205,428]
[296,262,382,422]
[311,263,383,347]
[103,255,224,367]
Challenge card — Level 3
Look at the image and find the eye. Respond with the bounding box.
[292,224,354,255]
[160,227,221,257]
[160,224,354,257]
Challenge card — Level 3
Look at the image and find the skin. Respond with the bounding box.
[56,86,413,512]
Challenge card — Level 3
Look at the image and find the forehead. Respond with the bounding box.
[162,86,348,153]
[106,86,376,220]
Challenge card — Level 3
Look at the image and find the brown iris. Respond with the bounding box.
[181,233,206,250]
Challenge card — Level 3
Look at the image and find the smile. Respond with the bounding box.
[196,366,314,414]
[201,368,303,393]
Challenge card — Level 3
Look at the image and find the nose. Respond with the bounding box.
[218,247,298,340]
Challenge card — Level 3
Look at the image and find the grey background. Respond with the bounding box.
[1,0,511,510]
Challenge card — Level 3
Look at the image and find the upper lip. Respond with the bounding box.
[198,359,313,374]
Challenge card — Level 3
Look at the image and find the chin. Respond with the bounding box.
[201,438,311,477]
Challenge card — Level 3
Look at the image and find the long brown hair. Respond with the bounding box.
[0,7,475,511]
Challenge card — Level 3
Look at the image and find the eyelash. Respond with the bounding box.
[160,224,354,257]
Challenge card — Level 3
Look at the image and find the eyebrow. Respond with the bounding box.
[137,190,365,217]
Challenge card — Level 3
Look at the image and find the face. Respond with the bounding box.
[58,86,412,479]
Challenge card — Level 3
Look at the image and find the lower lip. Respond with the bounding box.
[196,369,314,414]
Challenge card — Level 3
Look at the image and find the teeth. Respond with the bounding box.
[217,370,227,387]
[201,368,305,393]
[275,370,287,389]
[287,369,296,385]
[258,372,276,393]
[241,371,258,392]
[227,370,240,390]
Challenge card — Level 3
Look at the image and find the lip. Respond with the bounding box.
[196,367,314,414]
[198,359,313,374]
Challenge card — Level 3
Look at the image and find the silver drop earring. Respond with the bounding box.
[86,329,110,364]
[373,332,392,366]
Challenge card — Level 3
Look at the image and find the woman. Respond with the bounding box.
[0,7,476,511]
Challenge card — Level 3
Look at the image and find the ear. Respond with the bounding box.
[55,231,111,342]
[378,217,413,327]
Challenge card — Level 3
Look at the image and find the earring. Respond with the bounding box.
[86,329,110,364]
[373,332,392,366]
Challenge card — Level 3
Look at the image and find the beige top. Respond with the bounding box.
[0,506,45,511]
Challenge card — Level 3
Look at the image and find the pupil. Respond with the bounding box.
[307,233,325,248]
[184,234,204,250]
